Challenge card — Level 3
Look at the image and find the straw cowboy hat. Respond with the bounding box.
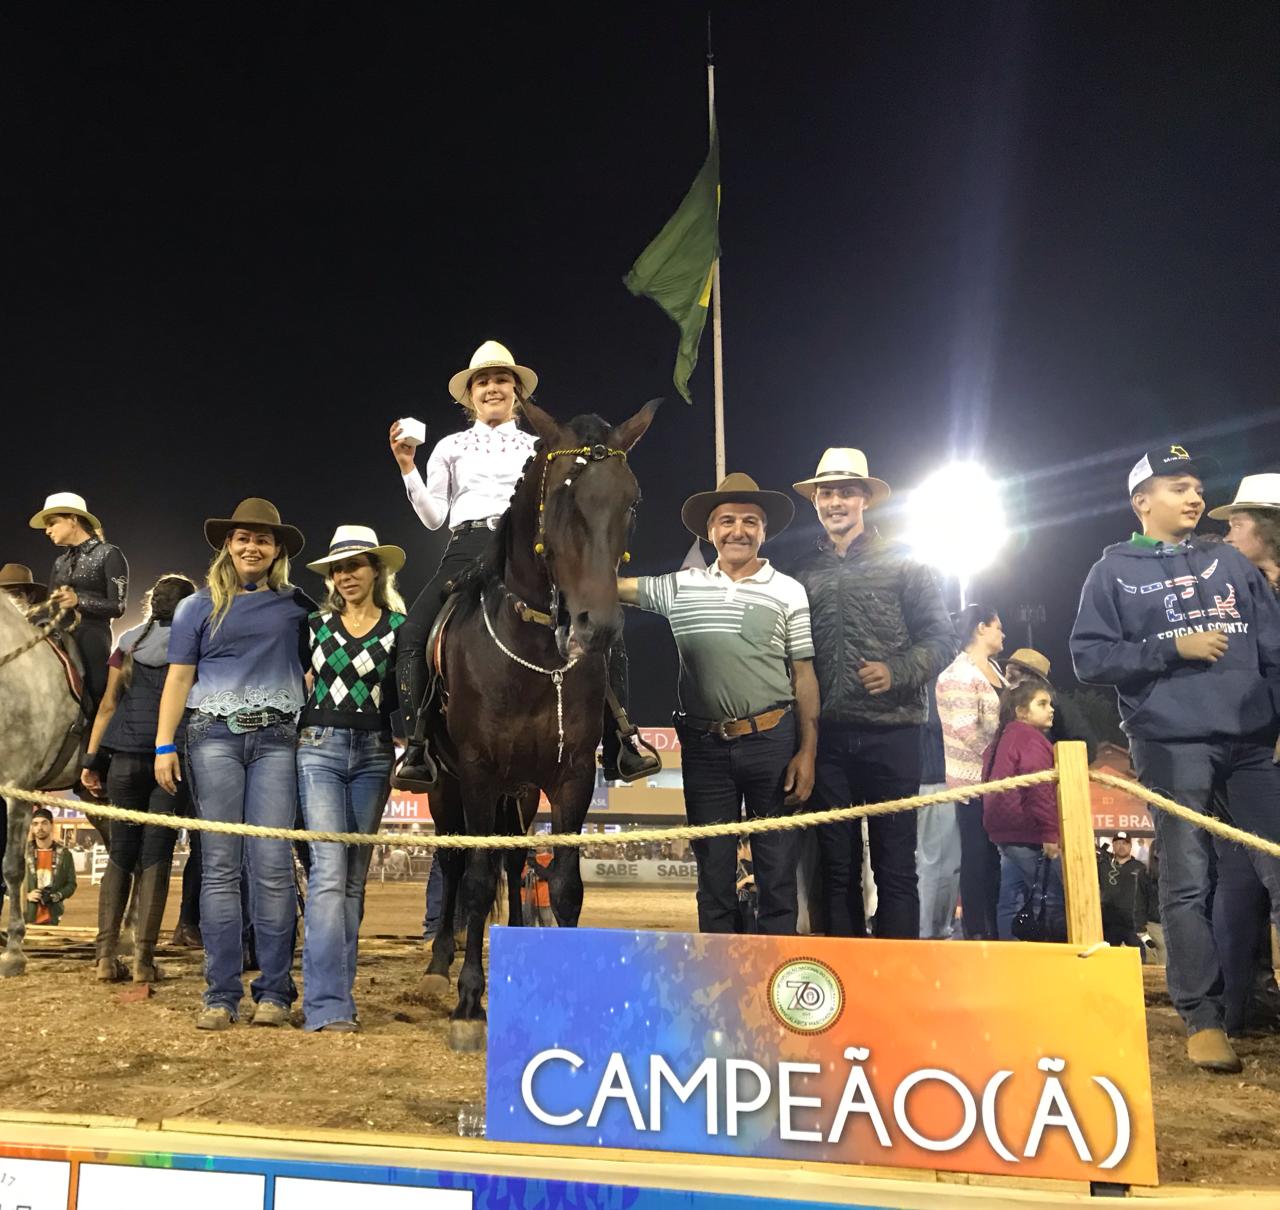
[1006,648,1051,680]
[306,525,406,575]
[28,491,102,532]
[792,448,891,508]
[0,563,47,604]
[447,340,539,405]
[204,498,305,557]
[681,473,795,540]
[1208,473,1280,520]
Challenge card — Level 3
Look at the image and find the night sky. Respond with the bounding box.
[4,3,1278,723]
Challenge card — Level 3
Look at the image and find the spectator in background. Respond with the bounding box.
[936,605,1007,940]
[1003,648,1097,763]
[1099,831,1159,954]
[24,808,76,925]
[916,679,961,939]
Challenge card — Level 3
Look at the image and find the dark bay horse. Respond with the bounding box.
[420,398,657,1050]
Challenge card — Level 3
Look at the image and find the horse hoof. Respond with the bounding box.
[448,1020,486,1053]
[414,973,451,1007]
[0,954,27,979]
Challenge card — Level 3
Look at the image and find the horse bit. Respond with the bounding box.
[482,442,630,763]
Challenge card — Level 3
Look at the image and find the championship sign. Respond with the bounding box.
[487,928,1158,1186]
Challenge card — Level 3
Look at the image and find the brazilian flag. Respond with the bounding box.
[624,133,720,403]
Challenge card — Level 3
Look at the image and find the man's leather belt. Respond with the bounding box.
[679,704,791,740]
[451,516,502,535]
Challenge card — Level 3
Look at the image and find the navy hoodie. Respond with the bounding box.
[1070,537,1280,742]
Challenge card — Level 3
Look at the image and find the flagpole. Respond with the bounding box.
[707,47,725,482]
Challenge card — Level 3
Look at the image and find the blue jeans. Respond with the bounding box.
[187,716,300,1016]
[1131,734,1280,1034]
[996,843,1066,941]
[916,787,961,939]
[297,727,393,1030]
[677,712,798,935]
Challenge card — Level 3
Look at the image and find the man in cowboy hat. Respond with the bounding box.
[0,564,48,606]
[1003,647,1097,762]
[619,473,819,935]
[1071,444,1280,1073]
[787,448,958,940]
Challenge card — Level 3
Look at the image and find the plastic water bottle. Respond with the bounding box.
[457,1102,486,1138]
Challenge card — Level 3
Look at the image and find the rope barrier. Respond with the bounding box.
[5,768,1278,861]
[0,771,1056,850]
[1088,770,1280,860]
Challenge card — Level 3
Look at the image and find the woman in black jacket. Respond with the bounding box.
[30,491,129,712]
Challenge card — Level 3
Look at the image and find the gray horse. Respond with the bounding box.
[0,596,83,977]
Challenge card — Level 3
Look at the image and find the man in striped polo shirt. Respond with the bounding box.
[620,473,820,935]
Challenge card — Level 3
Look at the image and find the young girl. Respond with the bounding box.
[82,573,197,983]
[981,679,1065,942]
[298,526,407,1032]
[155,498,313,1031]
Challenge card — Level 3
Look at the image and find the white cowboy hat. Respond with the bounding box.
[447,340,538,405]
[792,448,891,507]
[29,491,102,532]
[1208,473,1280,520]
[306,525,406,574]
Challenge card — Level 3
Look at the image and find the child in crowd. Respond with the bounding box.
[981,679,1066,942]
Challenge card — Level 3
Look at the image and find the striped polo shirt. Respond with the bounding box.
[634,560,814,722]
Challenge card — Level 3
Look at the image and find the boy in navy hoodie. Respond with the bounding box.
[1071,444,1280,1075]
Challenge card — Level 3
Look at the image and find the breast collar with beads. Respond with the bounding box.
[503,443,632,629]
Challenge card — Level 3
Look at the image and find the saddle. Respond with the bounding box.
[42,635,84,703]
[36,629,93,793]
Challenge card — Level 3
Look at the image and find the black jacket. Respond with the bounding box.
[789,530,959,727]
[49,538,128,624]
[1099,854,1159,933]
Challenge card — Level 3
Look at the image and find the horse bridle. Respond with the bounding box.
[504,443,632,629]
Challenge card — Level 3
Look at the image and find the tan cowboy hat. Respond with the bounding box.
[306,525,406,574]
[1006,648,1051,679]
[792,448,891,507]
[29,491,102,532]
[0,563,47,604]
[204,498,305,557]
[1208,473,1280,520]
[447,340,539,405]
[681,473,795,540]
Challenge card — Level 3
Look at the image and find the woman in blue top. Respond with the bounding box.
[298,525,407,1032]
[155,498,313,1032]
[82,573,197,984]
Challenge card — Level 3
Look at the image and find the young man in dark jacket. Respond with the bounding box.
[1098,832,1158,951]
[1070,444,1280,1074]
[789,448,959,938]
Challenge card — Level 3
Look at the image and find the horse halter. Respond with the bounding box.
[532,444,632,565]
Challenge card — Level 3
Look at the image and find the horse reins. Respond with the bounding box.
[0,604,80,670]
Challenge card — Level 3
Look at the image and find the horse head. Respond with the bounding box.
[518,398,658,659]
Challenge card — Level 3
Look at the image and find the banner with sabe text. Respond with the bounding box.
[487,929,1157,1186]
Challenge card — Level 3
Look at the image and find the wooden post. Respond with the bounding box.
[1054,740,1103,946]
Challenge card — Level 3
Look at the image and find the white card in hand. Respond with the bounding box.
[395,417,427,447]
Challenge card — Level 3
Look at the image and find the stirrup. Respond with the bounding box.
[608,727,663,784]
[392,745,440,794]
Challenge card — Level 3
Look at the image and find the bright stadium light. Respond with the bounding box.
[904,462,1009,606]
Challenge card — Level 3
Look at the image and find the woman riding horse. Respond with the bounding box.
[389,340,659,790]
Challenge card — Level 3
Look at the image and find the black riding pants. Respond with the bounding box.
[105,752,190,874]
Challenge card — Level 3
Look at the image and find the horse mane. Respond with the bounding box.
[449,413,615,624]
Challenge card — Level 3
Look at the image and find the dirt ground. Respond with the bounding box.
[1,877,1277,1189]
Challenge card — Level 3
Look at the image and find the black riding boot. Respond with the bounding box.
[93,861,131,982]
[132,860,172,983]
[601,640,662,784]
[391,655,440,793]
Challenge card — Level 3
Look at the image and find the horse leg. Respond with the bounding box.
[416,848,463,1007]
[0,797,32,977]
[449,845,499,1052]
[502,789,537,926]
[547,776,595,928]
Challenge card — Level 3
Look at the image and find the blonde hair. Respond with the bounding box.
[320,554,406,615]
[458,370,528,421]
[207,544,292,631]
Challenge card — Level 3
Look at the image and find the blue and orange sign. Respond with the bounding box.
[487,928,1158,1186]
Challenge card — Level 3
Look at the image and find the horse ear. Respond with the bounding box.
[521,399,561,446]
[611,398,662,453]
